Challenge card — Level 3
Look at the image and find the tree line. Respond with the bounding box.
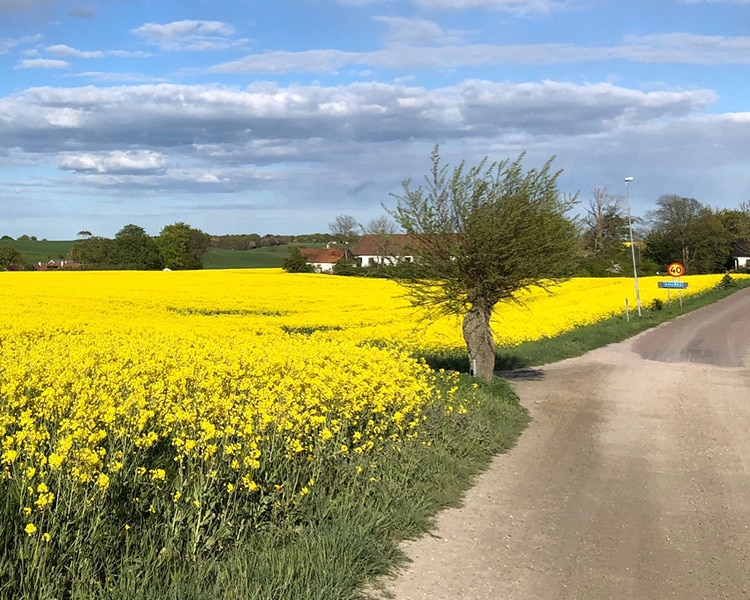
[68,222,210,270]
[578,189,750,277]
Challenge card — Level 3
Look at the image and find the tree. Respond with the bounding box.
[644,195,732,273]
[282,246,314,273]
[362,215,400,268]
[578,187,632,276]
[77,230,93,239]
[0,245,22,270]
[328,214,361,245]
[157,222,210,270]
[388,146,579,381]
[68,236,114,266]
[111,224,163,269]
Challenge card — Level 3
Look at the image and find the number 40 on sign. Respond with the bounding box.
[667,262,685,277]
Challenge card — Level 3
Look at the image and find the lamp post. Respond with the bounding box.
[625,176,641,316]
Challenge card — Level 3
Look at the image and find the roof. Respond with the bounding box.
[351,234,418,257]
[731,239,750,257]
[299,247,347,264]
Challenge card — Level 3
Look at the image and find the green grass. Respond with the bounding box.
[196,244,327,269]
[202,247,292,269]
[1,239,75,265]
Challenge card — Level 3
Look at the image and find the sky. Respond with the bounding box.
[1,0,750,240]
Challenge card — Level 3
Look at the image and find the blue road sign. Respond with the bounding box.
[658,281,688,289]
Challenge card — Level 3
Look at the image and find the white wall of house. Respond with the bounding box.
[357,254,413,267]
[734,256,750,269]
[309,261,337,273]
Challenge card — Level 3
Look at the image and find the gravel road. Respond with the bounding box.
[380,288,750,600]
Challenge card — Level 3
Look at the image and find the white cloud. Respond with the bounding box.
[374,16,466,45]
[59,150,168,174]
[15,58,70,69]
[47,44,104,58]
[131,20,242,52]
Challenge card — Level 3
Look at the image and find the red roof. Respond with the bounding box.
[299,247,347,264]
[351,234,419,257]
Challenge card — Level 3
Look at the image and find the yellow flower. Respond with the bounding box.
[24,523,37,536]
[42,532,52,543]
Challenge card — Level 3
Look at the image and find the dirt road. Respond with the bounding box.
[382,288,750,599]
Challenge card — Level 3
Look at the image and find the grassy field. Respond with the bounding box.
[3,239,302,269]
[202,246,292,269]
[1,239,75,264]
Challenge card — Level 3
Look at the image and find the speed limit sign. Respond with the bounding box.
[667,262,685,277]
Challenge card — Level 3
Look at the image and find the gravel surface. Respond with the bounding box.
[379,288,750,600]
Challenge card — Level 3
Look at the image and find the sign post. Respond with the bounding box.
[663,262,686,307]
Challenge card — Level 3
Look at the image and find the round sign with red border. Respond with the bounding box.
[667,262,685,277]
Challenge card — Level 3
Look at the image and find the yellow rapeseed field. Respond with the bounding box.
[0,268,737,553]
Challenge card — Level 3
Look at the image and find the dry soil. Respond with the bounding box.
[380,287,750,600]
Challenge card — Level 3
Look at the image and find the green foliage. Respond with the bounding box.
[331,256,358,276]
[650,298,665,311]
[389,146,579,380]
[0,245,22,270]
[110,225,163,270]
[716,273,735,290]
[389,146,579,316]
[157,222,210,270]
[282,246,314,273]
[68,236,115,267]
[644,195,733,274]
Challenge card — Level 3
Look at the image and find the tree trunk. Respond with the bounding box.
[462,303,496,381]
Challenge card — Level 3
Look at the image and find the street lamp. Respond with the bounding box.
[625,176,641,316]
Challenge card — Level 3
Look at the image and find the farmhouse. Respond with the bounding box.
[351,234,419,267]
[299,247,351,273]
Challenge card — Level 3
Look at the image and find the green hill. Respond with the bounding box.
[1,239,75,266]
[1,238,325,270]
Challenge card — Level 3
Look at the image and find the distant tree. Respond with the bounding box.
[260,235,279,248]
[0,245,22,270]
[111,224,163,269]
[577,186,634,276]
[0,235,13,241]
[388,146,579,381]
[329,214,361,245]
[68,236,115,266]
[644,195,731,273]
[282,246,314,273]
[17,235,29,242]
[77,230,93,239]
[157,222,211,270]
[30,236,37,242]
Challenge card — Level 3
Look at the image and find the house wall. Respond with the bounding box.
[357,254,413,267]
[311,262,336,273]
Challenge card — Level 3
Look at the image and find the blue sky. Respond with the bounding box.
[1,0,749,239]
